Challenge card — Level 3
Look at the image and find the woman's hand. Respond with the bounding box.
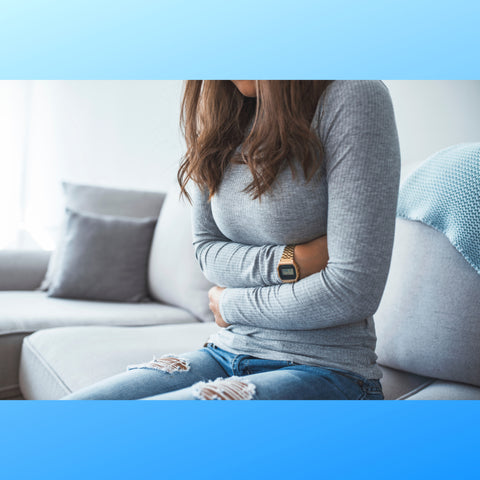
[207,237,328,326]
[208,286,230,328]
[294,235,329,280]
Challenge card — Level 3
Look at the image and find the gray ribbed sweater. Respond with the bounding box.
[190,80,401,380]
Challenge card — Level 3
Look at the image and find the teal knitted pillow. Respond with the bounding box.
[397,142,480,274]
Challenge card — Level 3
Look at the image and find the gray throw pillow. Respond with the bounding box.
[39,182,166,291]
[48,209,157,303]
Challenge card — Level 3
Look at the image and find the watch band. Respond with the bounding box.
[280,244,295,262]
[277,244,300,283]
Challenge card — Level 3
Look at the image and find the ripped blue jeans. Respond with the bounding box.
[61,342,384,400]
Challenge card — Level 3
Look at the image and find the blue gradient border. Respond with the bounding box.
[0,0,479,79]
[1,0,479,478]
[1,400,479,478]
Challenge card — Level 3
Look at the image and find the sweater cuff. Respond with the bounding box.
[219,287,230,325]
[265,245,287,285]
[218,286,253,327]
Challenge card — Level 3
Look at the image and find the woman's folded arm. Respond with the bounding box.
[218,80,402,330]
[190,182,285,288]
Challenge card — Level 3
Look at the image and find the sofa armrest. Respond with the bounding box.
[0,250,51,291]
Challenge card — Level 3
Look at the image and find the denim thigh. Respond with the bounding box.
[144,361,384,400]
[270,366,382,400]
[60,348,228,400]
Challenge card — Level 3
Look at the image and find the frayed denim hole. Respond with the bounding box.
[126,354,191,374]
[192,376,256,400]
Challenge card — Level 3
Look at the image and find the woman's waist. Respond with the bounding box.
[208,327,382,379]
[213,318,378,350]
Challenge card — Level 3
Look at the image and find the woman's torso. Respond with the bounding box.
[206,80,391,380]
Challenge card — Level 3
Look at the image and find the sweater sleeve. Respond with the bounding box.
[190,182,286,288]
[219,80,402,330]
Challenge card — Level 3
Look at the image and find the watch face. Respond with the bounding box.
[278,264,297,281]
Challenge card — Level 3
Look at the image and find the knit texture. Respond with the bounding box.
[190,80,401,380]
[397,142,480,274]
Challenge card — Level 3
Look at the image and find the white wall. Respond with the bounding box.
[23,80,185,247]
[384,80,480,180]
[0,81,31,247]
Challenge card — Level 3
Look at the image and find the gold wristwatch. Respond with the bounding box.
[277,245,300,283]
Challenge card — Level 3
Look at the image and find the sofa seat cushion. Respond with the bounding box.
[0,291,198,399]
[379,364,480,400]
[0,291,197,335]
[378,364,436,400]
[19,323,221,399]
[404,380,480,400]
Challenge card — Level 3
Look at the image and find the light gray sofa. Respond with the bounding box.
[0,247,214,400]
[1,184,479,400]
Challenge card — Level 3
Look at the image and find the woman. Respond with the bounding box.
[62,80,401,400]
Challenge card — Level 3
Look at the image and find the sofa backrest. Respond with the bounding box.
[375,217,480,387]
[0,250,51,291]
[148,182,214,323]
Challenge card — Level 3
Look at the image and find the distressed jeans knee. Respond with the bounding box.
[127,354,191,374]
[192,376,256,400]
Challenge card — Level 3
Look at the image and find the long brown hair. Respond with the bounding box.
[178,80,333,202]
